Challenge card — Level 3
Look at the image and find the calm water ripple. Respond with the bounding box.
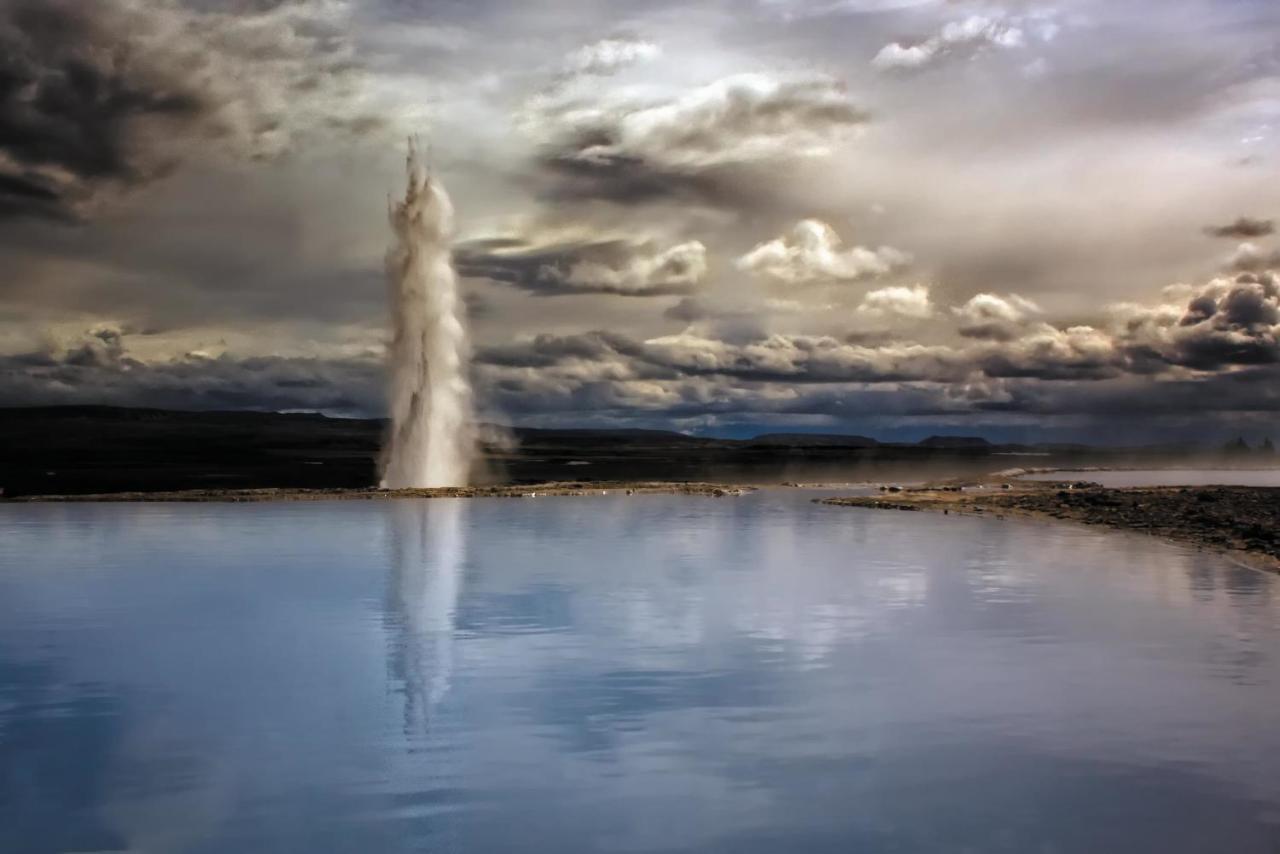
[2,490,1279,852]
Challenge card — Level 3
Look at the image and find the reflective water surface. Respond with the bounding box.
[2,491,1280,853]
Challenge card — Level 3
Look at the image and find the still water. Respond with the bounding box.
[2,491,1280,853]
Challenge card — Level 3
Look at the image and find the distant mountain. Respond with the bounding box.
[918,436,993,449]
[748,433,880,448]
[512,427,715,447]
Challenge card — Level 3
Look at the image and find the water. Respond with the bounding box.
[1022,468,1280,487]
[381,141,475,489]
[2,491,1280,852]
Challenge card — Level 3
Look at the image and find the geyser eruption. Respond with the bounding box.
[381,141,475,488]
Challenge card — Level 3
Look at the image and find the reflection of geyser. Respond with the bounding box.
[386,500,467,735]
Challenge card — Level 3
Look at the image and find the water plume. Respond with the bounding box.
[381,140,476,488]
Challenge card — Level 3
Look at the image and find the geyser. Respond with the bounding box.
[380,141,475,488]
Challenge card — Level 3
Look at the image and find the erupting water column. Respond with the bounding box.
[381,141,476,488]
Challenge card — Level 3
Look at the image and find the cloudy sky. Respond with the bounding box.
[2,0,1279,441]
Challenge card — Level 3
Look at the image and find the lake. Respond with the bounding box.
[2,491,1280,852]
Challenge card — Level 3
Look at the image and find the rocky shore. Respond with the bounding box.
[7,481,752,503]
[820,480,1280,572]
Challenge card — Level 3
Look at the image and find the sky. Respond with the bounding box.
[1,0,1279,441]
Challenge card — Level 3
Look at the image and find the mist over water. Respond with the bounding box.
[381,142,475,489]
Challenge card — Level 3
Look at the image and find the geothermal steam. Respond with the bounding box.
[381,143,475,488]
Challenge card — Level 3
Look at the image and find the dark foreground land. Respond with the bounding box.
[5,406,1278,571]
[0,405,1254,498]
[822,480,1280,573]
[11,482,750,502]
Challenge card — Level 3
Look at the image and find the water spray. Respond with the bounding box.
[381,139,475,488]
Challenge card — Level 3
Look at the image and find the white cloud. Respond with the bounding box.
[873,14,1036,72]
[953,292,1043,338]
[639,331,963,382]
[1228,242,1280,272]
[872,42,937,70]
[558,241,707,295]
[737,220,910,284]
[564,37,662,76]
[858,284,934,319]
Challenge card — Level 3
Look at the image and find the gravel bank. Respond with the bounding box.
[820,481,1280,573]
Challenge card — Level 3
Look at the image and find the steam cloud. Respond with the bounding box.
[381,142,476,488]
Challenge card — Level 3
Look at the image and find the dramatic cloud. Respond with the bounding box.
[7,270,1279,434]
[974,324,1122,381]
[1206,217,1275,239]
[1115,273,1280,371]
[524,72,870,203]
[455,233,707,297]
[737,220,910,285]
[476,273,1280,400]
[475,319,1124,399]
[479,329,966,386]
[4,0,1280,440]
[872,14,1030,72]
[953,293,1043,340]
[857,284,933,319]
[0,326,381,413]
[0,0,377,219]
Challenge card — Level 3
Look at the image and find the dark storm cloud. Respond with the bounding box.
[1205,217,1275,239]
[478,329,970,385]
[473,272,1280,401]
[1119,273,1280,371]
[6,267,1278,425]
[454,234,706,297]
[974,366,1280,420]
[535,154,757,208]
[62,326,128,368]
[0,328,382,413]
[0,0,202,218]
[523,72,870,206]
[473,341,1280,434]
[4,0,1280,441]
[0,0,375,220]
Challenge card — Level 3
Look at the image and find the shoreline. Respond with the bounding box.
[9,474,1278,574]
[818,479,1280,575]
[4,481,754,503]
